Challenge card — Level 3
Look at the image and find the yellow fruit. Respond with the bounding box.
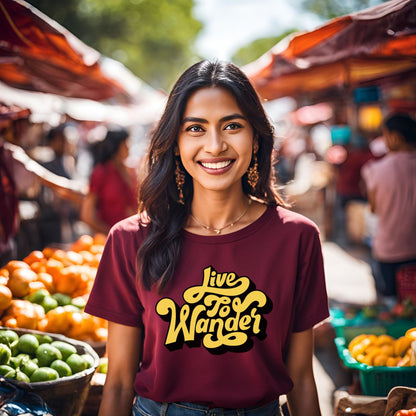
[405,328,416,340]
[386,356,401,367]
[0,285,12,311]
[380,344,395,357]
[375,334,395,346]
[394,336,412,356]
[373,354,388,366]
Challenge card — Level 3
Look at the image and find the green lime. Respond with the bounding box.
[81,353,95,369]
[30,367,59,382]
[17,334,39,355]
[12,353,31,368]
[50,359,72,377]
[25,288,49,304]
[0,343,11,365]
[35,334,54,345]
[36,344,62,367]
[41,295,58,313]
[97,357,108,374]
[71,296,86,309]
[20,358,39,377]
[66,354,87,374]
[10,339,18,356]
[52,293,72,306]
[4,369,16,379]
[15,370,30,383]
[0,364,14,376]
[50,341,77,361]
[0,330,19,346]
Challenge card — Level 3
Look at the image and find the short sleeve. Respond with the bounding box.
[85,223,144,327]
[292,227,329,332]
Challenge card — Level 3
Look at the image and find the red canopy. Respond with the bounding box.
[0,0,129,101]
[243,0,416,100]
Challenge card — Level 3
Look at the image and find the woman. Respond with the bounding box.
[85,61,329,416]
[81,126,138,234]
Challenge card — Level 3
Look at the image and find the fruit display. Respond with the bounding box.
[0,328,96,383]
[0,234,107,343]
[348,327,416,367]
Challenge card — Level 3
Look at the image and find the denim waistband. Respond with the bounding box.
[133,395,282,416]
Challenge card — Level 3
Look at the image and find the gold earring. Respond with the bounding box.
[247,143,259,191]
[175,158,185,204]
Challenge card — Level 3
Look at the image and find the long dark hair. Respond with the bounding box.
[137,60,286,291]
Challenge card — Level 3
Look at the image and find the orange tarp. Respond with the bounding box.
[243,0,416,100]
[0,0,129,101]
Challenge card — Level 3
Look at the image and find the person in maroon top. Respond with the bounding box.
[81,126,138,234]
[85,61,329,416]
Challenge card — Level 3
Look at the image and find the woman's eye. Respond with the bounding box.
[186,125,204,133]
[225,122,242,130]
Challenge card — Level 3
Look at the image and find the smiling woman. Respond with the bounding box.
[84,60,329,416]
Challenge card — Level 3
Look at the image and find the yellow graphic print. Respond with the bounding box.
[155,266,272,354]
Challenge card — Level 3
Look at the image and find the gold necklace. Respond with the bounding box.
[190,199,252,234]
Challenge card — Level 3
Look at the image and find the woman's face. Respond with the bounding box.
[177,86,254,195]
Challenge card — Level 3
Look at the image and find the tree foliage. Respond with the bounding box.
[231,30,297,67]
[29,0,202,91]
[301,0,389,20]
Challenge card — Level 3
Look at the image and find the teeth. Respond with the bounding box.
[201,160,232,169]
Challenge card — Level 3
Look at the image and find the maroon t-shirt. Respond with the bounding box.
[85,206,329,408]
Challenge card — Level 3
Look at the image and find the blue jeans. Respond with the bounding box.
[133,396,282,416]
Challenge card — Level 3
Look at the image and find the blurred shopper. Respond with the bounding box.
[361,113,416,298]
[0,119,86,266]
[81,126,138,234]
[39,124,79,246]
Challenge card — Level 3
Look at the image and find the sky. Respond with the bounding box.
[193,0,324,61]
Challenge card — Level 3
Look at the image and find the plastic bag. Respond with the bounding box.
[0,378,54,416]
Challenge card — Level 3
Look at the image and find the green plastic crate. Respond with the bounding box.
[335,337,416,396]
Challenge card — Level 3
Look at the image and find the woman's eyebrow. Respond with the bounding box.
[182,114,246,124]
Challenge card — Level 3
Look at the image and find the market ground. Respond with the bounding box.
[311,238,377,416]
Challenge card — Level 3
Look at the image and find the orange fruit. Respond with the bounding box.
[0,268,9,279]
[53,265,82,296]
[4,261,30,274]
[64,251,84,266]
[71,235,94,252]
[23,250,45,265]
[7,268,38,298]
[42,246,57,259]
[30,261,47,273]
[28,281,46,294]
[37,272,55,293]
[0,285,12,310]
[89,245,104,255]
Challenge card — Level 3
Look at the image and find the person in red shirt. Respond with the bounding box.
[81,126,138,234]
[85,61,329,416]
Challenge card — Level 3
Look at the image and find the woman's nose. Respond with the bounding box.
[204,130,227,155]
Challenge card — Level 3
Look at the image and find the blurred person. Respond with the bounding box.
[39,124,79,246]
[361,113,416,298]
[85,60,328,416]
[80,125,138,234]
[0,118,86,266]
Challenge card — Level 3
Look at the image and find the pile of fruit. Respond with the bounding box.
[0,329,95,383]
[0,235,107,343]
[348,327,416,367]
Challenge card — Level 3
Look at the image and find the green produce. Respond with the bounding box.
[36,344,62,367]
[0,330,94,383]
[50,340,77,361]
[0,344,11,365]
[17,334,39,355]
[52,293,72,306]
[0,330,19,346]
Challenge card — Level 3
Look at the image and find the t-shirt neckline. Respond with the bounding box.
[183,205,274,244]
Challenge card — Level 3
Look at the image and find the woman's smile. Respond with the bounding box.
[177,86,254,193]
